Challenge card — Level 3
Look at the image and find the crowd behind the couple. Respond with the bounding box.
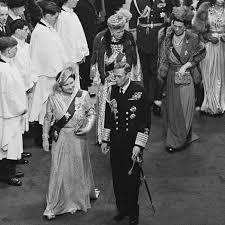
[0,0,224,224]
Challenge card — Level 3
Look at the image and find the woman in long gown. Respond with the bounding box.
[42,66,99,219]
[158,6,206,152]
[91,11,137,144]
[193,0,225,115]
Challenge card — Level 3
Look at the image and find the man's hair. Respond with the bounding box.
[0,36,17,52]
[9,19,28,35]
[114,63,131,75]
[37,0,60,17]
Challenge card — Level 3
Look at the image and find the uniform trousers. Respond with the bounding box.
[79,55,92,90]
[110,131,140,218]
[138,50,162,105]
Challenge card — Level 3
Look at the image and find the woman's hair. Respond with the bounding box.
[53,66,76,92]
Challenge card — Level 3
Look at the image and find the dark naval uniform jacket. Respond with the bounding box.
[129,0,171,54]
[102,81,151,218]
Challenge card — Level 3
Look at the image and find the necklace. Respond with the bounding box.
[173,35,185,47]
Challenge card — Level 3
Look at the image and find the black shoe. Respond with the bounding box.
[166,147,175,153]
[152,103,161,116]
[7,178,22,186]
[16,159,29,165]
[113,213,126,222]
[129,216,138,225]
[22,152,32,158]
[15,172,24,178]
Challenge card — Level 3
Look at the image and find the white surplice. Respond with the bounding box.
[12,36,38,131]
[56,6,89,63]
[56,6,89,89]
[0,56,27,160]
[29,19,69,124]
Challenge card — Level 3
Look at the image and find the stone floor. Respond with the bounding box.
[0,111,225,225]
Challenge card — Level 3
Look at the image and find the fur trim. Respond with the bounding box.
[192,2,211,34]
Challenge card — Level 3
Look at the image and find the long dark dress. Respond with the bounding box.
[159,29,206,149]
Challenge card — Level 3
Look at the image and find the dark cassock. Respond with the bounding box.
[74,0,99,90]
[102,69,151,225]
[129,0,172,114]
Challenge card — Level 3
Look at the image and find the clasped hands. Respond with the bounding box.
[101,143,141,161]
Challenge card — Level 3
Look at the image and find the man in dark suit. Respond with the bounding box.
[74,0,99,90]
[0,3,8,37]
[5,0,26,35]
[101,64,151,225]
[129,0,172,115]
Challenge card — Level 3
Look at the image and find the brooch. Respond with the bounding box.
[130,114,136,120]
[184,50,188,55]
[75,103,81,110]
[65,112,71,121]
[160,12,165,18]
[144,128,150,135]
[128,92,142,101]
[130,106,137,113]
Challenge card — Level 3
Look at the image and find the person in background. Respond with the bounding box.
[42,66,99,220]
[74,0,99,91]
[158,6,206,152]
[0,36,27,186]
[129,0,172,116]
[28,0,71,146]
[55,0,89,91]
[0,3,8,37]
[193,0,225,115]
[101,64,150,225]
[91,12,137,144]
[5,0,26,35]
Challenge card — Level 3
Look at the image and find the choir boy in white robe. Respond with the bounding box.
[10,18,38,131]
[56,0,89,90]
[0,36,27,186]
[29,1,75,145]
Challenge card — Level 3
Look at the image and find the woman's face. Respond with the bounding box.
[172,20,186,36]
[62,77,75,94]
[110,27,125,40]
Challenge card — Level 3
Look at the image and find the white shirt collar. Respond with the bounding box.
[120,79,131,94]
[8,9,21,20]
[62,5,74,13]
[12,35,26,47]
[40,19,54,29]
[1,55,12,63]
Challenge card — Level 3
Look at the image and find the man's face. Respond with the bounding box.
[114,68,129,87]
[0,6,8,26]
[16,25,29,40]
[110,27,125,40]
[13,6,25,17]
[47,12,59,26]
[173,20,185,36]
[68,0,79,8]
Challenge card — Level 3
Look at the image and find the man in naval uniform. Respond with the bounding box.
[101,64,151,225]
[129,0,172,115]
